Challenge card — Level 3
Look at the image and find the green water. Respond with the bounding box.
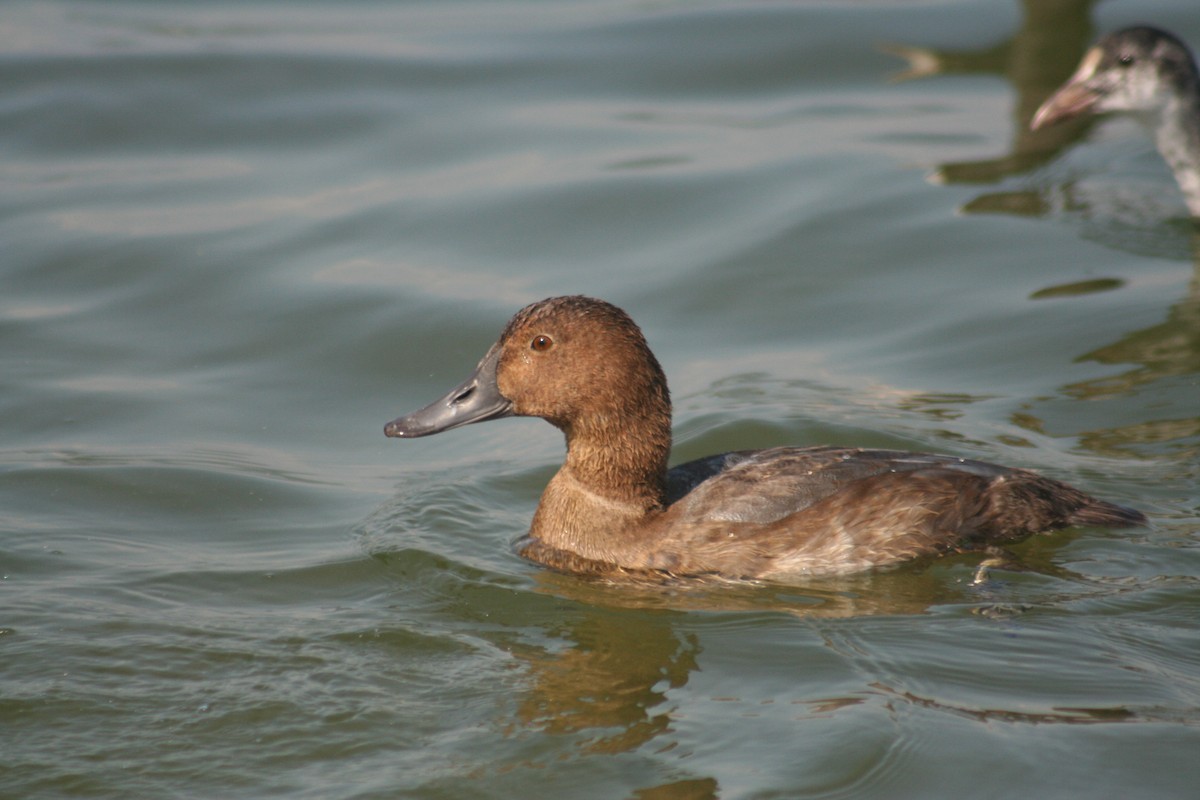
[3,1,1199,798]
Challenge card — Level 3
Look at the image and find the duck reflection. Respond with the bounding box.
[506,604,695,754]
[886,0,1099,190]
[502,562,1043,757]
[1053,245,1200,458]
[631,777,720,800]
[1065,256,1200,397]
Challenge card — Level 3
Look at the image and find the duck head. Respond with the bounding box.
[1032,26,1199,130]
[384,295,672,441]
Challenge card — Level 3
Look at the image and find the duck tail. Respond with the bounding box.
[1065,497,1147,529]
[988,472,1147,536]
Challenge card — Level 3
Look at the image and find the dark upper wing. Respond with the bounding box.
[665,446,1011,526]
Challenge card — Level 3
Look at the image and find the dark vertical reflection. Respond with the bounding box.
[887,0,1098,198]
[1065,238,1200,398]
[510,608,699,754]
[1044,233,1200,459]
[632,777,720,800]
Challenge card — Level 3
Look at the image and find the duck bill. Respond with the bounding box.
[1031,80,1102,130]
[384,343,514,438]
[1031,45,1106,132]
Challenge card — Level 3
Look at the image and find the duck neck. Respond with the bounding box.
[1153,84,1200,215]
[528,407,672,562]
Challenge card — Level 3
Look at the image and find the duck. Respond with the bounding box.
[1031,25,1200,216]
[384,296,1145,581]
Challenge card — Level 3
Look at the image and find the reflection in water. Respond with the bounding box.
[1027,278,1124,299]
[509,610,695,753]
[631,777,720,800]
[505,571,948,760]
[1037,233,1200,460]
[489,552,1186,796]
[886,0,1098,186]
[1069,281,1200,398]
[500,562,1030,760]
[497,592,714,791]
[869,682,1137,724]
[529,560,1001,618]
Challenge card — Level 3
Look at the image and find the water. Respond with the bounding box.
[3,1,1199,797]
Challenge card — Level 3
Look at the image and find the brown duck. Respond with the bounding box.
[385,296,1145,580]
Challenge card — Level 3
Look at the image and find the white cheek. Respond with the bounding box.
[1095,66,1167,113]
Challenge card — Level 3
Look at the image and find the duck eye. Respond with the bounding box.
[531,334,553,352]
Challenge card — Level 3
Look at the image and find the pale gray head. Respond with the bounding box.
[1032,26,1200,129]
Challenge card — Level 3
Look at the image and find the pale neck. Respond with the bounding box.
[526,410,671,562]
[1153,85,1200,215]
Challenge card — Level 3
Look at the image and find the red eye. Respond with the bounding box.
[531,334,553,352]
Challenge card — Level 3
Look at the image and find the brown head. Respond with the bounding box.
[491,296,671,436]
[385,295,672,452]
